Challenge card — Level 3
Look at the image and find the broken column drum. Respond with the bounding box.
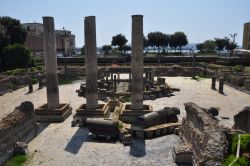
[43,17,60,109]
[131,15,144,111]
[84,16,98,110]
[137,107,180,128]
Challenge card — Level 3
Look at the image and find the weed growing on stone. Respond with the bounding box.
[4,154,27,166]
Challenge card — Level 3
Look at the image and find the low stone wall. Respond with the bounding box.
[0,101,37,165]
[180,102,228,165]
[0,77,12,96]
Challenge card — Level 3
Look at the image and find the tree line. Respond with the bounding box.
[83,31,188,55]
[196,33,238,54]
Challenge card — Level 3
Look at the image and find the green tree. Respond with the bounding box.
[214,38,229,52]
[147,32,169,52]
[147,32,157,52]
[111,34,128,51]
[203,40,216,52]
[196,43,204,52]
[161,34,170,52]
[101,45,112,54]
[80,45,85,55]
[122,45,131,54]
[226,33,238,55]
[173,32,188,53]
[2,44,32,70]
[169,34,178,52]
[0,16,27,45]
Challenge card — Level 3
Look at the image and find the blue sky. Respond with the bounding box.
[1,0,250,47]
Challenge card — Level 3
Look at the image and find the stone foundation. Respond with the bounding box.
[119,104,153,124]
[73,103,109,126]
[0,101,37,165]
[35,103,72,123]
[130,123,180,139]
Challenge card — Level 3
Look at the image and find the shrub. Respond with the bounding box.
[232,65,243,73]
[2,44,33,70]
[223,154,235,166]
[5,154,27,166]
[240,134,250,152]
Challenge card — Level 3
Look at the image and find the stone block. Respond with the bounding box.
[174,144,193,165]
[135,131,144,139]
[234,107,250,134]
[35,103,72,123]
[244,79,250,90]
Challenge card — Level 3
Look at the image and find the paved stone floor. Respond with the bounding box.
[0,76,249,165]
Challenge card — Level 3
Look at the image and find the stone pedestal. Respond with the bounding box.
[114,75,117,92]
[219,78,224,94]
[28,79,33,93]
[35,17,72,123]
[131,15,144,111]
[211,77,216,90]
[150,69,155,83]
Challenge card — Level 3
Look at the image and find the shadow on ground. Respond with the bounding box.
[64,128,90,154]
[64,127,118,154]
[35,123,50,137]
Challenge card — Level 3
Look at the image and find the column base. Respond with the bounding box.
[73,103,108,127]
[130,123,181,139]
[119,104,153,124]
[35,103,72,123]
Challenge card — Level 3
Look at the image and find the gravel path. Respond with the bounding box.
[0,76,249,165]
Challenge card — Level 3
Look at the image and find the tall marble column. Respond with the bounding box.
[43,17,60,109]
[131,15,144,111]
[84,16,98,109]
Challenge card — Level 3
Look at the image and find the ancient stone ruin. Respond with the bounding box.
[34,17,72,123]
[233,107,250,134]
[177,102,228,165]
[0,101,37,165]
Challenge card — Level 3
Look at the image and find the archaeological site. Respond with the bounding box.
[0,5,250,166]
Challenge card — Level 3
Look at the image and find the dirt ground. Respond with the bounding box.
[0,76,249,166]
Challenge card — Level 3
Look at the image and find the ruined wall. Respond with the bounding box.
[180,102,228,165]
[0,101,37,165]
[234,107,250,134]
[226,75,250,91]
[0,77,11,96]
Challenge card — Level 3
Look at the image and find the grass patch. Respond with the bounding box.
[232,65,244,72]
[31,78,38,84]
[4,154,27,166]
[197,73,210,78]
[118,121,123,130]
[223,154,236,166]
[6,68,28,76]
[119,96,131,103]
[207,64,227,71]
[240,134,250,152]
[223,155,248,166]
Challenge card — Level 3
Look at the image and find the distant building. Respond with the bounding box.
[242,22,250,50]
[22,22,75,56]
